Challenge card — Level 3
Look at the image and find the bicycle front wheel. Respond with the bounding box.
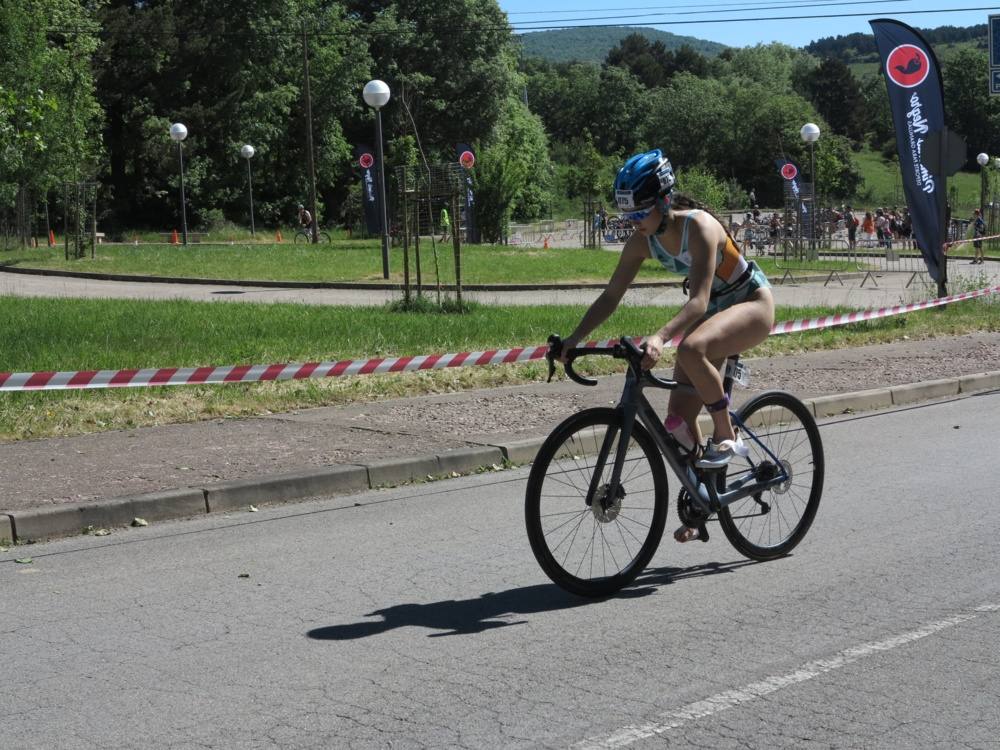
[525,408,669,597]
[293,231,309,244]
[718,391,824,560]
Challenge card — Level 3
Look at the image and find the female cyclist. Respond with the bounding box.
[558,150,775,542]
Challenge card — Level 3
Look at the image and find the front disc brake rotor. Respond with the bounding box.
[591,483,624,522]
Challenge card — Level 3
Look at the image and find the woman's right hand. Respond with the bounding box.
[557,336,580,363]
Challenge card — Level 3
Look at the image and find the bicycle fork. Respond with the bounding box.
[585,403,637,514]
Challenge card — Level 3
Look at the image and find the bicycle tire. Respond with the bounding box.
[525,408,669,597]
[718,391,824,560]
[293,230,331,244]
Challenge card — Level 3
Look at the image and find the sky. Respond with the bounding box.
[496,1,996,49]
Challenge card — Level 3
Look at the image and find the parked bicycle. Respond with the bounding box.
[603,215,634,244]
[525,335,824,597]
[293,228,332,244]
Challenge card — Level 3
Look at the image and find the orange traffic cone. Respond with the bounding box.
[543,235,550,249]
[48,229,55,247]
[171,229,179,244]
[276,229,283,243]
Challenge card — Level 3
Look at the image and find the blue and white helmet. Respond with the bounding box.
[613,150,675,212]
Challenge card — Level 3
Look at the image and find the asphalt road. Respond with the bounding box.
[3,390,999,748]
[1,262,996,308]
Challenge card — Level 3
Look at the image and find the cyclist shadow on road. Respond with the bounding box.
[306,559,758,640]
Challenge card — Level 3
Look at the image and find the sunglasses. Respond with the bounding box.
[623,207,653,222]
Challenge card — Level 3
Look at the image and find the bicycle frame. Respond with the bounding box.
[592,357,791,517]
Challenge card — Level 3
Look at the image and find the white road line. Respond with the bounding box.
[574,605,997,749]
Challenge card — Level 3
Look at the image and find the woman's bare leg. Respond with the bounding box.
[675,290,774,442]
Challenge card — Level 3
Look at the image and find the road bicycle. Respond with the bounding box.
[293,228,332,244]
[525,336,824,597]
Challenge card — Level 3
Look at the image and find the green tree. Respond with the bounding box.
[473,95,554,240]
[714,43,803,89]
[606,33,671,88]
[522,59,646,156]
[0,0,103,239]
[94,0,371,231]
[803,58,865,142]
[943,47,1000,162]
[673,166,727,211]
[347,0,518,159]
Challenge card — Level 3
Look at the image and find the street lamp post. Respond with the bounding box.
[363,79,391,280]
[800,123,821,256]
[241,144,256,237]
[169,123,189,246]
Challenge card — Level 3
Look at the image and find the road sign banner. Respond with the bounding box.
[991,15,1000,67]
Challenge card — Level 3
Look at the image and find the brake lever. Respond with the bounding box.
[545,334,561,383]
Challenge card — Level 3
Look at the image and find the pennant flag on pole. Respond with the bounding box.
[870,19,948,284]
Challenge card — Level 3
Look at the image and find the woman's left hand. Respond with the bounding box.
[641,333,664,370]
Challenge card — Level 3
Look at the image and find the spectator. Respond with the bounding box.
[861,211,875,247]
[900,210,913,249]
[768,212,781,251]
[749,187,757,208]
[843,205,857,251]
[440,206,450,242]
[972,208,986,264]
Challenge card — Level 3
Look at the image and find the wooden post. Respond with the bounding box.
[414,218,422,296]
[91,184,97,258]
[401,173,411,304]
[451,191,462,305]
[63,184,69,260]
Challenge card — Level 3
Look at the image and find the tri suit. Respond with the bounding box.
[647,209,769,316]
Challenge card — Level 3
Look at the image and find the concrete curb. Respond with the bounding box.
[4,372,999,544]
[204,465,370,513]
[0,515,12,545]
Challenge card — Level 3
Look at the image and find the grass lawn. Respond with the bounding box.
[1,295,997,442]
[853,145,983,213]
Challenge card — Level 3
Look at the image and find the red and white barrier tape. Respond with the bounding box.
[2,285,998,392]
[944,231,1000,252]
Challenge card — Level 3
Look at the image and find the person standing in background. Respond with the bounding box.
[440,206,450,242]
[972,208,986,264]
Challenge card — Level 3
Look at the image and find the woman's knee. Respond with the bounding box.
[676,336,707,367]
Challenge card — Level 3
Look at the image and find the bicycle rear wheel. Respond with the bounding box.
[525,408,669,597]
[718,391,824,560]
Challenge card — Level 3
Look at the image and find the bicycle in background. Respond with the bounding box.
[293,228,332,244]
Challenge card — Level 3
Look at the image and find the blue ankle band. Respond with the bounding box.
[705,395,730,413]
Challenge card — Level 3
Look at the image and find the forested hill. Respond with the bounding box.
[518,23,986,66]
[517,26,728,64]
[804,24,987,62]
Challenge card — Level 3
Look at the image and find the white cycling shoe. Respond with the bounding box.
[695,434,750,470]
